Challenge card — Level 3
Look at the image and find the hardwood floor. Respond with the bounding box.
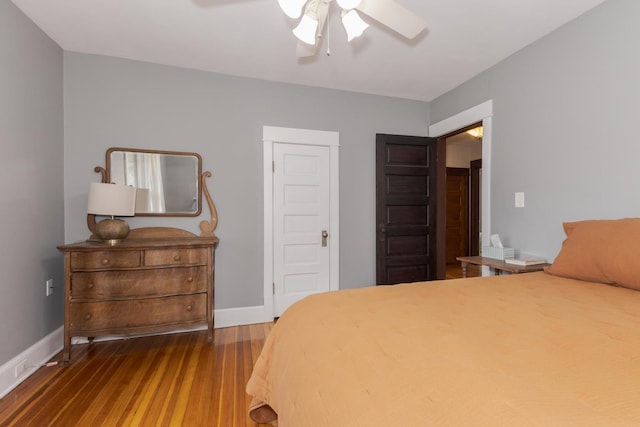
[445,262,483,279]
[0,324,273,427]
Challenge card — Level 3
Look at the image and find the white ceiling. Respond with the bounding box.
[12,0,607,101]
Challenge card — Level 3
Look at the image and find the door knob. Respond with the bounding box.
[321,230,328,247]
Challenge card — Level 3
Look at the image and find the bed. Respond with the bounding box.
[247,219,640,426]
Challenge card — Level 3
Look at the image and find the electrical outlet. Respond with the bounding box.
[46,279,54,296]
[515,192,525,208]
[14,359,28,378]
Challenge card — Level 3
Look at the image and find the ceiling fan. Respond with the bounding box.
[278,0,427,57]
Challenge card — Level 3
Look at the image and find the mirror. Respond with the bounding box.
[106,148,202,216]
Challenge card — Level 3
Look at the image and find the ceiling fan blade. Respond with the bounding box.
[295,0,331,58]
[356,0,426,39]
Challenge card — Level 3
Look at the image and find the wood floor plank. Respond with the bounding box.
[446,263,483,279]
[0,324,273,427]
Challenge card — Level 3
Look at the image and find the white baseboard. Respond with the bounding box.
[0,326,63,399]
[214,305,269,328]
[0,305,269,399]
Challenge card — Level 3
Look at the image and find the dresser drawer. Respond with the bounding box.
[70,251,141,270]
[71,266,208,300]
[144,248,208,266]
[69,294,207,334]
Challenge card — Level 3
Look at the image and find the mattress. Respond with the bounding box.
[246,272,640,426]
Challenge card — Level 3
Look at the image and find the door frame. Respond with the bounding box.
[469,158,482,256]
[262,126,340,321]
[429,101,493,264]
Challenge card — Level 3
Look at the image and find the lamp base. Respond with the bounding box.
[95,218,130,244]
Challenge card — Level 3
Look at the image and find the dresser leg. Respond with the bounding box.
[63,329,71,364]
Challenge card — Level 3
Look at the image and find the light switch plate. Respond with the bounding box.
[515,192,525,208]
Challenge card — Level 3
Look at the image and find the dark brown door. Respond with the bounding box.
[376,134,438,285]
[445,168,469,264]
[469,159,482,256]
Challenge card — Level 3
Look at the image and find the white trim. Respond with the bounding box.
[0,326,64,399]
[263,140,275,321]
[263,126,340,322]
[428,101,493,136]
[214,306,267,328]
[429,100,493,248]
[328,141,340,295]
[263,126,339,146]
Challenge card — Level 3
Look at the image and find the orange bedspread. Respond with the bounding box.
[247,272,640,426]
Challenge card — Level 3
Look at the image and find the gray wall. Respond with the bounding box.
[0,2,64,364]
[63,52,429,309]
[430,0,640,260]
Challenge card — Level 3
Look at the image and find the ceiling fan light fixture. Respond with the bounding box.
[293,13,319,45]
[278,0,308,19]
[341,9,369,42]
[336,0,362,10]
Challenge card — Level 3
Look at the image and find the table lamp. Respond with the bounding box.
[87,182,137,245]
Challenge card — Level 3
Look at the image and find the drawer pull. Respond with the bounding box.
[186,276,193,283]
[101,258,110,265]
[186,305,193,311]
[173,255,181,262]
[85,314,92,320]
[87,283,94,289]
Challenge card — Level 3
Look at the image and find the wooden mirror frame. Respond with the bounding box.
[106,147,202,217]
[87,148,218,238]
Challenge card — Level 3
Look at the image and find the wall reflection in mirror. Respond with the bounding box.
[108,148,201,216]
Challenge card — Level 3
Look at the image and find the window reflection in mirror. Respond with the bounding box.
[108,148,202,216]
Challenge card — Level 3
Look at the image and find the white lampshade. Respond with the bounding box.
[336,0,361,10]
[87,182,136,217]
[342,9,369,42]
[293,13,319,45]
[278,0,308,19]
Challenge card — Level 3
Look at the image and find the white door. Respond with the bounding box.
[273,143,330,316]
[263,126,339,319]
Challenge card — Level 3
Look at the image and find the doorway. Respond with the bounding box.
[429,100,493,279]
[444,125,483,267]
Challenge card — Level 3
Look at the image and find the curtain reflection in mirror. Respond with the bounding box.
[110,152,166,213]
[125,152,166,213]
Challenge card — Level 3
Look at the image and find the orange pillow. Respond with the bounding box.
[546,218,640,290]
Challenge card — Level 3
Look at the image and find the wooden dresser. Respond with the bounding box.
[57,230,218,364]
